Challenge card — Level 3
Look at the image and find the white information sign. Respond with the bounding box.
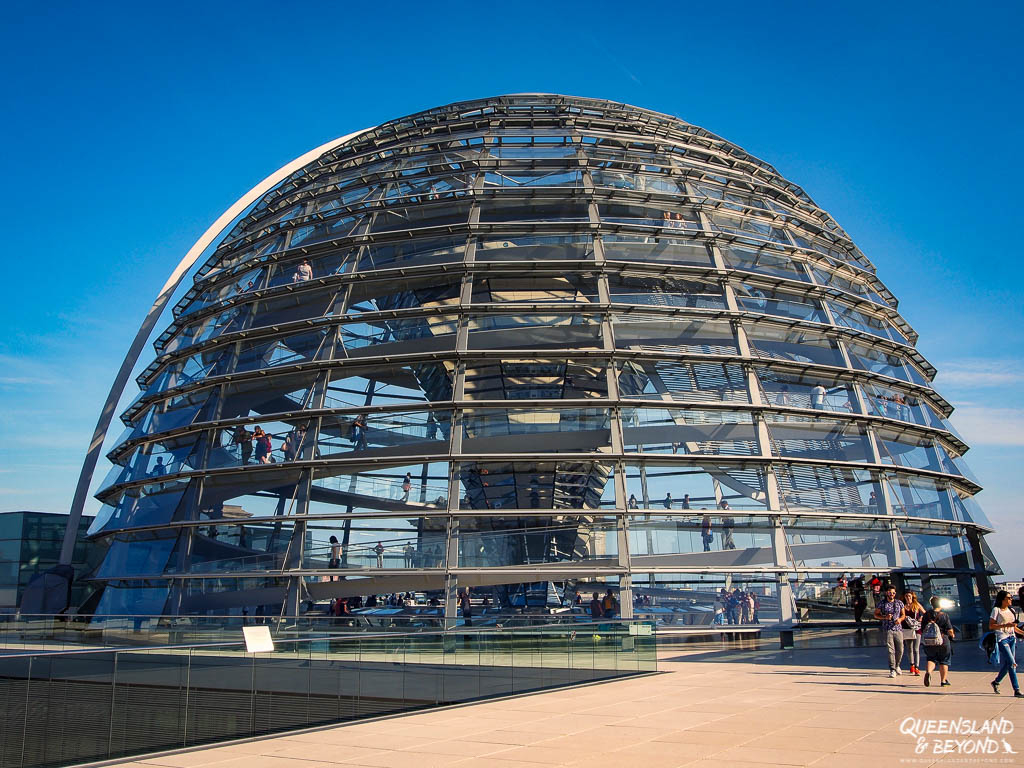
[242,625,275,653]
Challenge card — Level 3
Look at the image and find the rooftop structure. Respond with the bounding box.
[71,94,999,623]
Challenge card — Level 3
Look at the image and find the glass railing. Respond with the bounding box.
[0,621,656,768]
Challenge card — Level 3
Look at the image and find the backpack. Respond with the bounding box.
[980,631,998,663]
[922,620,944,646]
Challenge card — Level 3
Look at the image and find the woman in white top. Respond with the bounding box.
[989,590,1024,697]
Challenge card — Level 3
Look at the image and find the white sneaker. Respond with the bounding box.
[889,670,897,678]
[895,668,903,676]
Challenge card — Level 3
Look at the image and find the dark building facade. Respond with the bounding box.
[1,511,97,613]
[80,95,999,623]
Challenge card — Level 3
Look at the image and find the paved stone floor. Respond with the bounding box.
[109,644,1024,768]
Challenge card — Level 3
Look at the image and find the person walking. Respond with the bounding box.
[351,413,368,450]
[232,424,253,464]
[589,592,604,620]
[989,590,1024,697]
[700,513,713,552]
[811,382,827,410]
[874,586,906,677]
[835,574,849,606]
[720,514,735,550]
[902,590,925,676]
[373,541,385,568]
[328,535,342,569]
[252,427,273,464]
[282,425,305,461]
[850,575,867,625]
[868,574,882,607]
[400,472,412,502]
[602,589,618,618]
[726,590,739,625]
[741,592,754,624]
[920,596,955,687]
[293,258,313,282]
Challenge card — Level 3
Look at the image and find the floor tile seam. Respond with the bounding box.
[649,733,760,750]
[334,754,478,767]
[482,748,586,765]
[399,743,528,758]
[268,753,387,764]
[420,743,529,760]
[456,736,551,748]
[136,759,251,768]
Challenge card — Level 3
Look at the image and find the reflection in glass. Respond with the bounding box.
[622,408,758,456]
[458,461,615,511]
[614,316,737,355]
[464,359,608,401]
[608,274,725,309]
[602,234,712,266]
[624,463,769,511]
[618,360,749,404]
[756,367,858,413]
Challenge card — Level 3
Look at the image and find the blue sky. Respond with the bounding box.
[1,2,1021,578]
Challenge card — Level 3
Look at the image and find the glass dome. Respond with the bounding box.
[86,94,998,623]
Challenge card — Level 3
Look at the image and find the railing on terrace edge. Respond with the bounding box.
[0,601,938,654]
[0,621,656,768]
[0,613,658,652]
[0,606,833,654]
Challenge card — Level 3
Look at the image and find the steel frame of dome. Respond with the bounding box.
[70,94,999,624]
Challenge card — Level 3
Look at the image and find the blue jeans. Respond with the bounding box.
[994,637,1019,690]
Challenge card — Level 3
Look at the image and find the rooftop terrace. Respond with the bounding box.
[98,643,1023,768]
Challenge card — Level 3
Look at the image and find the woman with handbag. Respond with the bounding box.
[902,590,925,676]
[921,596,956,687]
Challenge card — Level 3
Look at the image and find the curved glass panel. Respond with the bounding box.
[721,244,809,282]
[618,360,750,404]
[736,283,826,323]
[614,316,738,355]
[622,408,758,456]
[746,324,844,367]
[602,234,712,267]
[755,367,859,414]
[476,234,594,262]
[608,274,726,309]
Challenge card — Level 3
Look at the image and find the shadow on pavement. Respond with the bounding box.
[660,641,996,674]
